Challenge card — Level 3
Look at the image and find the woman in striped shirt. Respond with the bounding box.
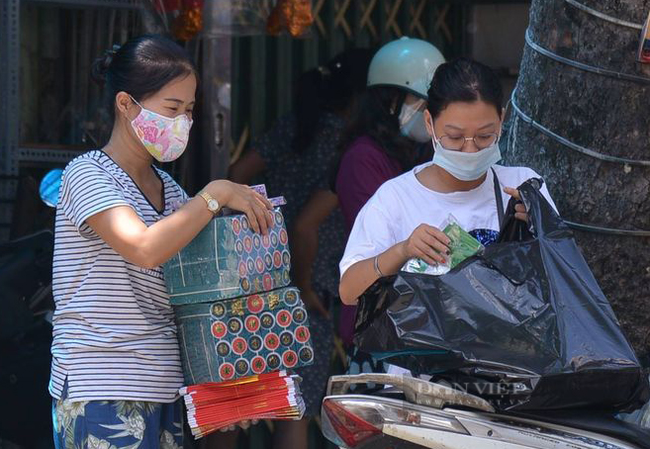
[50,35,273,449]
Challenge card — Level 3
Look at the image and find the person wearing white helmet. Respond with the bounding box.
[334,37,445,349]
[367,36,446,143]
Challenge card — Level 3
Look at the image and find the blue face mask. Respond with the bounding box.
[399,101,431,143]
[432,136,502,181]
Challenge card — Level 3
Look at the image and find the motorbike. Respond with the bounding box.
[0,229,55,449]
[321,373,650,449]
[0,170,60,448]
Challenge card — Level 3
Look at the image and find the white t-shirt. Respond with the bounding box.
[340,163,557,278]
[50,150,188,403]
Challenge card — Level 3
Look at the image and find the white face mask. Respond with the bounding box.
[399,100,430,143]
[431,135,502,181]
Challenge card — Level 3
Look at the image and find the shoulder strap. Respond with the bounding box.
[491,168,505,230]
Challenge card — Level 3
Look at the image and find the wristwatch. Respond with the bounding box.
[198,191,220,215]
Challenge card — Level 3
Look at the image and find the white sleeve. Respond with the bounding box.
[539,179,559,214]
[339,202,398,278]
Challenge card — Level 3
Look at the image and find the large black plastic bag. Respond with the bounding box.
[354,178,650,412]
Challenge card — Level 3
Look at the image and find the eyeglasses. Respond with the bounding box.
[436,133,499,151]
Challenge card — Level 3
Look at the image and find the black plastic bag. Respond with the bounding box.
[354,178,650,412]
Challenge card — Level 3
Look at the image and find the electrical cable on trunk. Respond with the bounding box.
[564,0,642,30]
[509,89,650,237]
[525,29,650,84]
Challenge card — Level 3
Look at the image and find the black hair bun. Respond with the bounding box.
[91,44,120,85]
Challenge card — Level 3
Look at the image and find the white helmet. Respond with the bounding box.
[367,37,445,99]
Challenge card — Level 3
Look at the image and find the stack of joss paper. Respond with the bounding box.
[181,371,305,438]
[165,185,313,439]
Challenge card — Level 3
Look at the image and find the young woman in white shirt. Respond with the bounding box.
[339,57,556,305]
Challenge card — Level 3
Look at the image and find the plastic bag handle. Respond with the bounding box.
[492,168,505,230]
[516,178,568,239]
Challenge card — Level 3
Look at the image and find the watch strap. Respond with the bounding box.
[199,191,219,215]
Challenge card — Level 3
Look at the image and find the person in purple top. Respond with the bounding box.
[224,48,373,449]
[335,136,402,232]
[334,37,445,350]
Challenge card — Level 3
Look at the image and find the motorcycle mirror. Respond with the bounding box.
[39,168,63,208]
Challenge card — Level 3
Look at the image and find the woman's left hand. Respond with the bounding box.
[207,180,274,235]
[504,187,528,222]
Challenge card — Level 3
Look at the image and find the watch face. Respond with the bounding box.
[208,199,219,211]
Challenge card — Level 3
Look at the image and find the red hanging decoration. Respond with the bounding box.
[267,0,314,38]
[172,0,203,42]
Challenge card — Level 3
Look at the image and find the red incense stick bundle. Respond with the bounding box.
[181,370,305,439]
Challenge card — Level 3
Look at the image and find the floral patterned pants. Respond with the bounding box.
[52,385,183,449]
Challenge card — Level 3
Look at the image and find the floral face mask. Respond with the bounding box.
[129,96,193,162]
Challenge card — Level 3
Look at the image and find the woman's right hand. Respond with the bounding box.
[206,180,274,234]
[400,224,450,266]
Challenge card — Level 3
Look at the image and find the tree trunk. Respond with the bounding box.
[503,0,650,357]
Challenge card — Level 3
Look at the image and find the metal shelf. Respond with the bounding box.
[18,147,87,164]
[0,0,142,240]
[22,0,142,9]
[0,0,20,177]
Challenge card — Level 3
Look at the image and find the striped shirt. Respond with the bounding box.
[50,150,188,403]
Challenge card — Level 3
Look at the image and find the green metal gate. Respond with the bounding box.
[230,0,468,163]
